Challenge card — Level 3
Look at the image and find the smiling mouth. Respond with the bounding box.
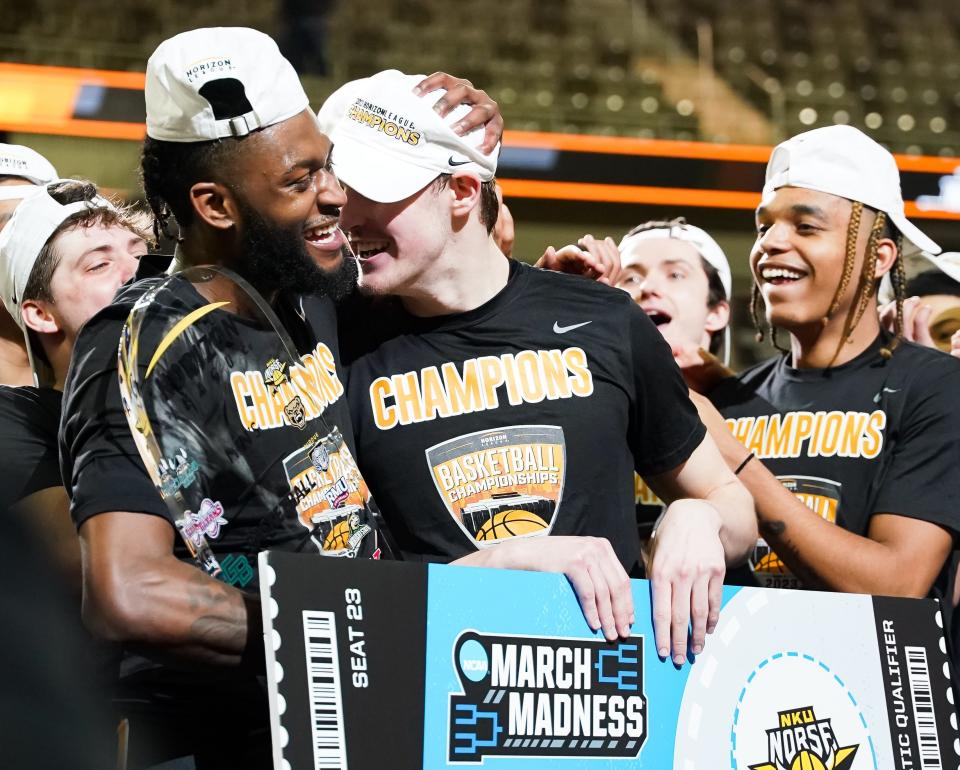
[303,221,339,246]
[760,266,807,285]
[348,236,390,260]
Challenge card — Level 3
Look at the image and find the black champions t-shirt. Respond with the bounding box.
[62,257,386,593]
[342,260,706,574]
[0,385,63,512]
[711,334,960,601]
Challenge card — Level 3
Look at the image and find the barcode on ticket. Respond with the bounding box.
[904,645,941,770]
[303,610,348,770]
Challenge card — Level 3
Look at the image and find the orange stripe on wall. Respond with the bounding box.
[499,179,762,209]
[500,179,960,220]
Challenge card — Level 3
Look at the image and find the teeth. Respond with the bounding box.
[305,222,338,241]
[349,238,389,258]
[762,267,804,281]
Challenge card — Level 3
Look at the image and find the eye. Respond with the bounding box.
[668,270,686,280]
[290,174,313,191]
[756,224,770,236]
[796,222,819,234]
[87,261,109,273]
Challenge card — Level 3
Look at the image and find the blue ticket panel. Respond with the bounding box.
[260,553,957,770]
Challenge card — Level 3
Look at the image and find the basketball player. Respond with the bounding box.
[546,221,735,556]
[321,69,757,667]
[695,126,960,608]
[58,29,626,767]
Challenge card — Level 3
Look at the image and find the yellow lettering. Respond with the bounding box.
[370,377,396,430]
[563,347,593,396]
[230,372,255,430]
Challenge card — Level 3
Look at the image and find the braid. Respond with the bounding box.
[828,210,885,365]
[823,201,862,326]
[750,281,766,343]
[881,230,907,360]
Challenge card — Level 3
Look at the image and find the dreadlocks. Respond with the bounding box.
[751,203,906,362]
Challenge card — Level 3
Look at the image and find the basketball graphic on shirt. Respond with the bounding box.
[749,475,841,588]
[323,519,353,551]
[425,425,566,547]
[475,508,548,542]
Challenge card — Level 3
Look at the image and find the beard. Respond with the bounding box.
[232,201,359,302]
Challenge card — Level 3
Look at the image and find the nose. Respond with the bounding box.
[338,186,372,231]
[317,168,347,210]
[119,252,140,284]
[638,273,662,299]
[756,222,789,256]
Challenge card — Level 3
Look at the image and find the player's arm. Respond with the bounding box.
[10,486,81,589]
[691,389,954,596]
[734,457,951,596]
[80,511,260,667]
[453,536,633,643]
[643,433,756,663]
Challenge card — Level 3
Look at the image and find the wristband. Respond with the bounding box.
[734,452,755,476]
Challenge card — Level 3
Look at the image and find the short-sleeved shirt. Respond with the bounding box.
[0,385,63,512]
[343,260,706,574]
[61,257,388,589]
[711,334,960,602]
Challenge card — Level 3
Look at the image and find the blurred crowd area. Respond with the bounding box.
[2,0,960,153]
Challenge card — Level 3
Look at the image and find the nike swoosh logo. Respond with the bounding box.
[448,156,471,166]
[553,321,592,334]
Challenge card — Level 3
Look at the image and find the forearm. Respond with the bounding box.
[86,556,259,667]
[739,460,929,596]
[702,478,757,566]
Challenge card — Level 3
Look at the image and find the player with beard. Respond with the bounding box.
[61,28,632,768]
[58,28,505,768]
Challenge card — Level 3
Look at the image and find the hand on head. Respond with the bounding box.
[537,234,622,285]
[413,72,503,153]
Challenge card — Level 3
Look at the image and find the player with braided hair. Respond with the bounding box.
[697,126,960,614]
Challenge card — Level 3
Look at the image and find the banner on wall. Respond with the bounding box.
[259,553,957,770]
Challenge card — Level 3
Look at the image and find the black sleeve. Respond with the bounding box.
[0,387,63,508]
[625,304,706,477]
[872,360,960,534]
[59,312,171,530]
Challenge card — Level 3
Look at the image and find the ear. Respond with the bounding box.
[704,300,730,334]
[21,299,60,335]
[189,181,241,231]
[872,236,898,279]
[448,171,483,221]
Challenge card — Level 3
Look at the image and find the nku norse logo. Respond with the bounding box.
[750,706,859,770]
[447,631,647,763]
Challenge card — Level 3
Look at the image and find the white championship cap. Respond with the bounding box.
[0,143,58,203]
[0,183,116,385]
[146,27,309,142]
[317,69,498,203]
[619,221,733,300]
[763,125,939,257]
[619,220,733,365]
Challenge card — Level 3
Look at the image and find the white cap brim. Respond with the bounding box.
[888,211,941,257]
[333,136,441,203]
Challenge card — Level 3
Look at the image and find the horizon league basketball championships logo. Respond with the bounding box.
[448,631,647,763]
[750,706,859,770]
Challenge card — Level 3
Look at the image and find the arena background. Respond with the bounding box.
[3,0,959,367]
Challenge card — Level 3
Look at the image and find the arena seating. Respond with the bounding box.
[1,0,959,153]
